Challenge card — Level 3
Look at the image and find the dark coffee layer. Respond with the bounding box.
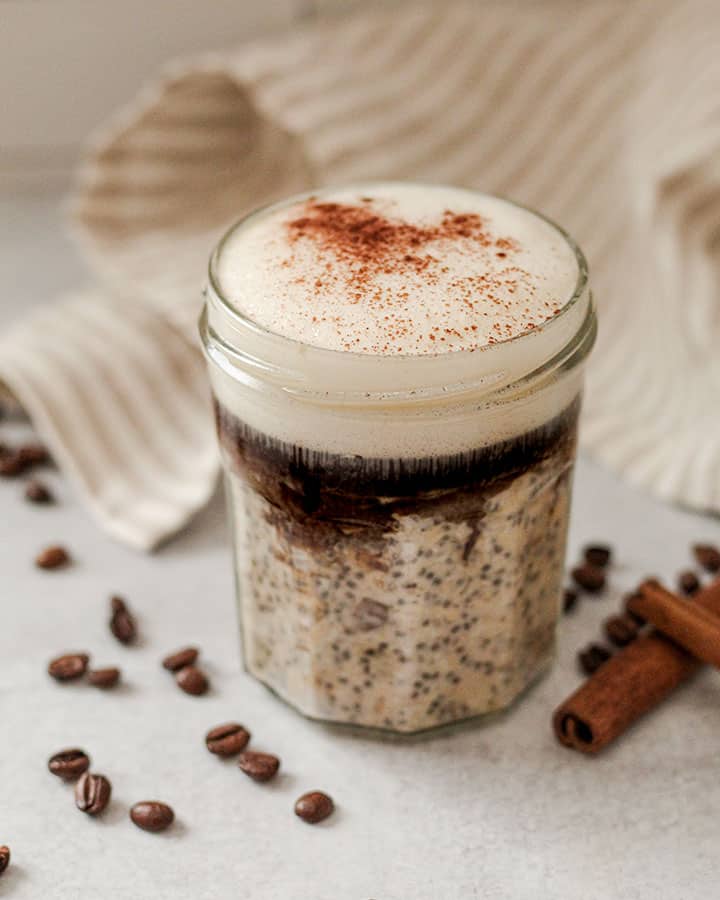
[214,396,580,526]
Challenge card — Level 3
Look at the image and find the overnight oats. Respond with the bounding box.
[201,183,595,734]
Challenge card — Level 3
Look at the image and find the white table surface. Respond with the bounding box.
[1,187,719,900]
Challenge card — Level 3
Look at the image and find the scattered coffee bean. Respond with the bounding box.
[74,772,112,816]
[0,845,9,877]
[623,591,646,625]
[48,748,90,781]
[604,615,639,647]
[18,443,50,467]
[206,723,251,756]
[0,451,24,477]
[238,751,280,782]
[584,544,612,568]
[571,564,606,593]
[176,665,209,696]
[24,479,54,504]
[294,791,334,824]
[562,588,578,614]
[48,653,89,681]
[578,644,612,676]
[678,570,700,596]
[87,667,121,689]
[109,596,137,645]
[35,545,70,570]
[693,543,720,574]
[130,801,175,833]
[162,646,199,672]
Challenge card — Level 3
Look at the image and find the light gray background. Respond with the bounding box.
[1,187,719,899]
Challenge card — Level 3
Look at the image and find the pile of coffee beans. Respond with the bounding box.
[573,542,720,676]
[47,746,174,830]
[47,652,122,690]
[202,721,333,822]
[562,543,612,616]
[162,645,210,695]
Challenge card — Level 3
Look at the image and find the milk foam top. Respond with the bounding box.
[215,183,580,356]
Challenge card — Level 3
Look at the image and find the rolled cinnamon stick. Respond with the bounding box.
[627,581,720,669]
[553,577,720,753]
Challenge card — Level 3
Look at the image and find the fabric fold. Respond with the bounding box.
[2,0,719,549]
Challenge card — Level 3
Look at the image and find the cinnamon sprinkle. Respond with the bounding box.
[285,198,531,352]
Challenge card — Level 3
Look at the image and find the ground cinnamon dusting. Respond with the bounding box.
[286,198,528,351]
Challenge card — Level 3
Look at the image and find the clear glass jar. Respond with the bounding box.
[200,188,595,735]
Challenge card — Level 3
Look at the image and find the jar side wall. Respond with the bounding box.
[217,392,581,732]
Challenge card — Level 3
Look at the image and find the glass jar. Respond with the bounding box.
[200,187,595,735]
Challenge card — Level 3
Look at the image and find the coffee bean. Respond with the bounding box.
[562,588,578,614]
[0,845,9,877]
[604,615,639,647]
[87,667,121,689]
[678,570,700,596]
[623,591,646,625]
[130,801,175,833]
[35,545,70,570]
[0,451,25,477]
[176,665,208,696]
[48,653,89,681]
[48,748,90,781]
[18,443,50,467]
[206,723,251,756]
[238,751,280,782]
[24,479,54,504]
[583,544,612,568]
[162,646,199,672]
[109,596,137,645]
[294,791,334,824]
[693,543,720,574]
[571,564,606,593]
[578,644,612,676]
[74,772,111,816]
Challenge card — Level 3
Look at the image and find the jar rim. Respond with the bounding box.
[202,182,594,405]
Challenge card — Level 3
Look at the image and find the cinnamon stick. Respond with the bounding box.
[627,581,720,669]
[553,577,720,753]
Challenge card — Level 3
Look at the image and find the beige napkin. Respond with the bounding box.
[2,0,718,549]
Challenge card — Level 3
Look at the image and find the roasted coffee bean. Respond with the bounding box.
[176,665,208,696]
[294,791,334,824]
[87,667,121,689]
[604,615,639,647]
[130,801,175,833]
[571,564,606,593]
[562,588,578,614]
[24,479,54,504]
[48,653,89,681]
[238,751,280,782]
[578,644,612,676]
[48,748,90,781]
[0,845,9,877]
[75,772,111,816]
[109,596,137,645]
[206,723,251,756]
[35,545,70,570]
[0,451,24,477]
[693,544,720,574]
[18,443,50,467]
[162,646,199,672]
[678,570,700,596]
[623,591,646,625]
[583,544,612,568]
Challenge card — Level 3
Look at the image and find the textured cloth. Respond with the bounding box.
[2,0,719,548]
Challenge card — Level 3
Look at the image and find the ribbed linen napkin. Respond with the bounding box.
[1,0,718,549]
